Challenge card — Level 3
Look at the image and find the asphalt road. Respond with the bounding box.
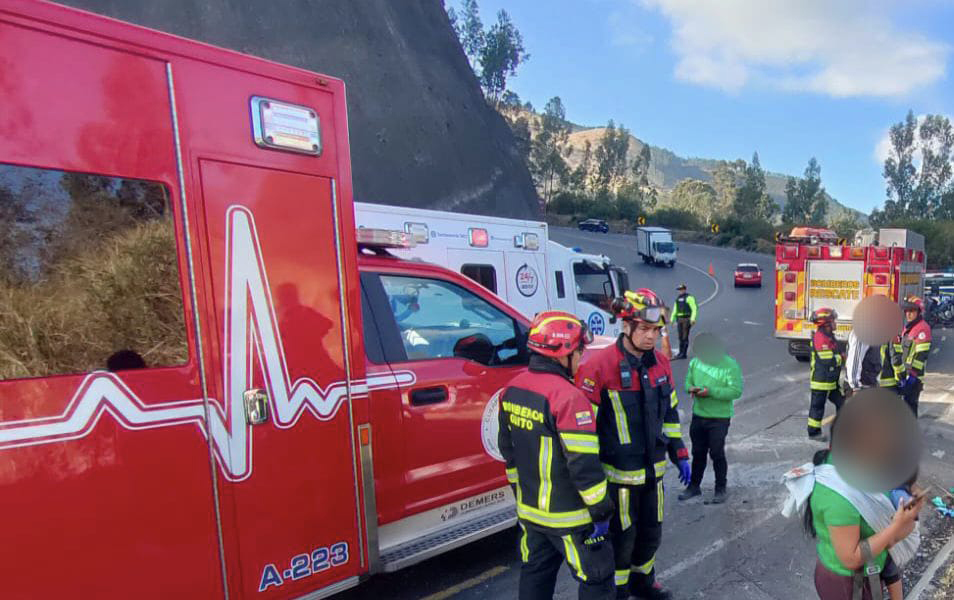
[339,229,954,600]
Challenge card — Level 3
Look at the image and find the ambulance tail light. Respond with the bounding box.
[469,228,489,247]
[916,251,924,263]
[356,228,416,248]
[784,292,796,302]
[784,272,797,284]
[514,232,540,250]
[850,247,865,258]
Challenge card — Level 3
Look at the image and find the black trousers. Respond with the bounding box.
[900,379,922,417]
[676,317,692,356]
[808,387,844,434]
[608,481,664,598]
[689,416,730,489]
[518,524,615,600]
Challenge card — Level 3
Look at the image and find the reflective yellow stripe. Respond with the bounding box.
[657,481,664,522]
[670,390,678,408]
[810,381,837,391]
[579,479,608,506]
[562,535,587,581]
[632,555,655,575]
[591,402,599,418]
[911,360,925,370]
[816,350,835,359]
[539,437,553,511]
[654,460,667,478]
[506,467,518,484]
[607,391,631,445]
[807,417,822,428]
[615,569,630,586]
[560,432,599,455]
[878,379,897,387]
[518,502,592,528]
[603,464,646,485]
[519,524,529,562]
[530,315,579,334]
[619,487,631,530]
[662,422,682,438]
[914,343,931,353]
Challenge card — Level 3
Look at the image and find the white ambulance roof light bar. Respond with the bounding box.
[356,228,416,249]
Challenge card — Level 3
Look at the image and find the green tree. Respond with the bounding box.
[452,0,484,67]
[782,157,827,225]
[631,144,657,210]
[478,10,529,105]
[881,111,954,220]
[593,120,631,191]
[670,178,717,224]
[712,160,744,215]
[530,97,572,204]
[733,152,776,222]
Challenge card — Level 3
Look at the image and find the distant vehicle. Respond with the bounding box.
[925,272,954,300]
[635,226,677,267]
[578,218,609,233]
[734,263,762,287]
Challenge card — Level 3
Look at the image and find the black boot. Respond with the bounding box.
[678,485,701,500]
[633,581,673,600]
[711,487,727,504]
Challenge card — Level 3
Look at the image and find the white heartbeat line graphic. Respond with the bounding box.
[0,206,415,481]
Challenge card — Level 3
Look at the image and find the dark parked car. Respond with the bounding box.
[578,218,609,233]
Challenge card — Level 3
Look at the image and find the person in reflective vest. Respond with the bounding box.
[808,308,844,441]
[672,283,697,359]
[576,289,689,600]
[891,296,932,416]
[498,310,616,600]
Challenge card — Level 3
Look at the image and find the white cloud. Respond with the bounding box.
[639,0,949,97]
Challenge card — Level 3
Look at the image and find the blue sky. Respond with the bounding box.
[450,0,953,214]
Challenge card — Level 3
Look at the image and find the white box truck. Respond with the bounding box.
[354,202,629,337]
[636,226,677,267]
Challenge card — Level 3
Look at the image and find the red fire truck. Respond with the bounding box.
[774,226,926,360]
[0,2,527,597]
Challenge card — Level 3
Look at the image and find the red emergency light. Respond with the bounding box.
[469,228,489,248]
[807,246,821,258]
[850,247,865,258]
[784,292,796,302]
[784,272,797,284]
[355,228,416,249]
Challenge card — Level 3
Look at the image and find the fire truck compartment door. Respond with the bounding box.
[197,160,363,597]
[805,260,865,322]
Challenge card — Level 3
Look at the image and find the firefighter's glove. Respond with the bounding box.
[677,459,691,486]
[584,520,610,546]
[899,376,917,391]
[889,488,913,510]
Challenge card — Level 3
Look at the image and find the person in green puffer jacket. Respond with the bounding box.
[677,333,743,504]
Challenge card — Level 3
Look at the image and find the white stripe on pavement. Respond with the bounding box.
[677,258,720,306]
[909,533,954,600]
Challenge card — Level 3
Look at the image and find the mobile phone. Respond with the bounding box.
[903,490,927,509]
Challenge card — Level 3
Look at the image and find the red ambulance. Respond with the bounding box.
[0,2,526,597]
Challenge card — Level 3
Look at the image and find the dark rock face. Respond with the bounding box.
[56,0,541,218]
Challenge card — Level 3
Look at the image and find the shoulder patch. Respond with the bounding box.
[575,410,593,426]
[580,377,596,392]
[656,375,668,385]
[918,332,926,340]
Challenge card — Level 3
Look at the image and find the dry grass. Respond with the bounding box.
[0,219,187,380]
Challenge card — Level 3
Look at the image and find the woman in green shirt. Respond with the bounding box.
[677,333,743,504]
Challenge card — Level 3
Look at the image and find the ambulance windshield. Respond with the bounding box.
[573,261,613,310]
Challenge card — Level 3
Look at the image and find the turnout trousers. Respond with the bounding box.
[689,416,730,489]
[607,481,664,599]
[900,379,922,417]
[518,524,615,600]
[808,388,844,435]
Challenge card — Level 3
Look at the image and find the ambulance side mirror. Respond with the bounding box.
[244,388,270,425]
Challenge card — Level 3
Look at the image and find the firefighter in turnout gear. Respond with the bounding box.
[892,296,932,416]
[808,308,844,440]
[577,289,689,600]
[498,310,616,600]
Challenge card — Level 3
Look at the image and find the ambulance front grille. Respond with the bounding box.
[379,506,516,573]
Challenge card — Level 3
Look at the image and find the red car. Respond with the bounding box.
[734,263,762,287]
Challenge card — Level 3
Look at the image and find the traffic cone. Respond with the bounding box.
[708,262,714,276]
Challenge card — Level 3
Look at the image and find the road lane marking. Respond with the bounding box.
[743,321,762,326]
[657,506,781,581]
[419,565,510,600]
[909,532,954,600]
[677,258,720,306]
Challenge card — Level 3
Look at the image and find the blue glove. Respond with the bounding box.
[678,459,691,486]
[889,488,913,510]
[585,520,610,546]
[899,376,918,391]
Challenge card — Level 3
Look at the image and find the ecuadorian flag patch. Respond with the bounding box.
[575,411,593,426]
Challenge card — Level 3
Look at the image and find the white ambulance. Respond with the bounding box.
[355,202,629,337]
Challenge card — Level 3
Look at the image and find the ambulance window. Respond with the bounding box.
[461,264,497,294]
[573,261,613,310]
[0,163,188,381]
[379,274,527,366]
[555,271,566,299]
